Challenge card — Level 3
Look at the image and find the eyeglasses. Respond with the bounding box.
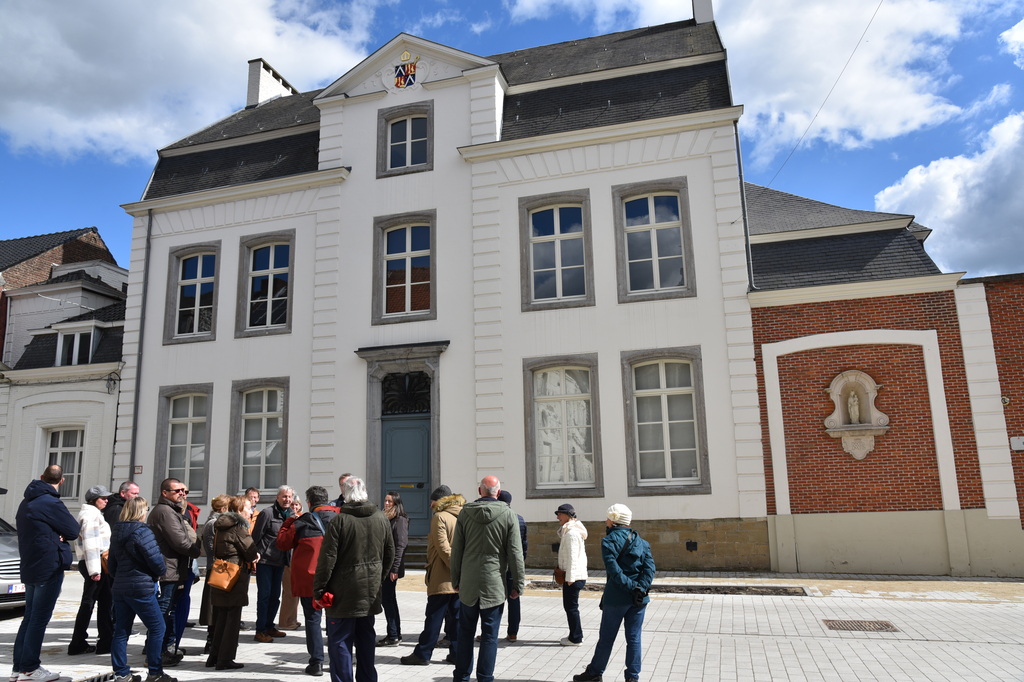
[165,488,187,494]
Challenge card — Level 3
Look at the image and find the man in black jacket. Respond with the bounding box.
[252,485,294,642]
[14,465,80,682]
[103,480,140,526]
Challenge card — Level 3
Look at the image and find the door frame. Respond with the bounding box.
[355,340,448,517]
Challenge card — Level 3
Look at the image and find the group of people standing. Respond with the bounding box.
[11,465,655,682]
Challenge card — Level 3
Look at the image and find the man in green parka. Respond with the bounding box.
[313,476,395,682]
[450,475,525,682]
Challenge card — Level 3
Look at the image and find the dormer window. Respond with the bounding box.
[377,101,434,178]
[56,329,97,366]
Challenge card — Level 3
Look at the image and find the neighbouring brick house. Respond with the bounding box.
[0,231,126,520]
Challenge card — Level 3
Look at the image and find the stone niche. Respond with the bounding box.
[824,370,890,459]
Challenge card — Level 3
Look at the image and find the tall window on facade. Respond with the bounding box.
[167,394,207,497]
[530,206,586,301]
[47,428,84,498]
[533,367,596,487]
[57,331,93,366]
[240,388,285,491]
[632,360,699,482]
[384,225,431,315]
[389,116,428,170]
[248,243,289,328]
[177,253,216,335]
[624,193,685,293]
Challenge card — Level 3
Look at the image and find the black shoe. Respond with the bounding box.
[376,636,401,646]
[205,658,216,668]
[96,645,111,655]
[400,654,428,666]
[304,662,323,676]
[240,620,251,631]
[216,661,244,670]
[184,622,196,628]
[626,677,639,682]
[573,673,603,682]
[68,643,96,655]
[162,649,183,667]
[445,653,457,665]
[203,643,210,655]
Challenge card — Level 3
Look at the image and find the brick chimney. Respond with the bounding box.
[693,0,714,23]
[246,58,300,109]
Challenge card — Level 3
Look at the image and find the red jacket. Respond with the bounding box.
[276,505,339,597]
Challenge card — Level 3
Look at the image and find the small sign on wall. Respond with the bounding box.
[134,465,143,474]
[1011,437,1024,452]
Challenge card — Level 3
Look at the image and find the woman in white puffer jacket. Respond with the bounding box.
[69,484,113,655]
[556,503,588,646]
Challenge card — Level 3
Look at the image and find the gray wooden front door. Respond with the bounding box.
[381,415,431,536]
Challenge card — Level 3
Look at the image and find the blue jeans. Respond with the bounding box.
[455,600,504,682]
[327,615,377,682]
[562,580,586,643]
[584,602,647,680]
[156,581,179,652]
[255,563,284,633]
[300,597,323,664]
[381,576,401,639]
[173,568,195,646]
[411,593,459,661]
[13,571,64,673]
[112,588,166,677]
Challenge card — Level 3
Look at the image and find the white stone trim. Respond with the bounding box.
[749,273,964,308]
[762,329,960,515]
[955,283,1018,520]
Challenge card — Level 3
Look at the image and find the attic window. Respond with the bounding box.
[376,100,434,179]
[56,329,96,366]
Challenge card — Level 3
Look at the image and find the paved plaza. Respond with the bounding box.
[3,570,1024,682]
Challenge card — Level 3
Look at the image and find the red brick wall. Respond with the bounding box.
[753,291,983,515]
[982,278,1024,526]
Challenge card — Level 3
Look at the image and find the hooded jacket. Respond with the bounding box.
[600,525,655,609]
[147,495,201,582]
[425,493,464,595]
[211,511,258,608]
[276,505,339,598]
[103,493,128,526]
[108,520,165,596]
[16,478,80,582]
[450,497,525,609]
[313,500,395,619]
[557,518,589,584]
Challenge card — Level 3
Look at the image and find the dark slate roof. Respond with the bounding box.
[163,90,323,151]
[145,130,321,200]
[501,62,731,140]
[749,229,942,291]
[13,301,125,371]
[0,228,97,272]
[488,20,723,86]
[745,183,915,236]
[34,270,125,299]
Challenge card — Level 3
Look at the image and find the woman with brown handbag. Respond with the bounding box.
[206,495,258,670]
[555,503,588,646]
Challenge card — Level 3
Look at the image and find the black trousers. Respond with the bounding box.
[70,560,112,650]
[209,603,243,665]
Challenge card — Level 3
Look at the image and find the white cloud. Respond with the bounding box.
[875,112,1024,276]
[0,0,386,161]
[1000,17,1024,68]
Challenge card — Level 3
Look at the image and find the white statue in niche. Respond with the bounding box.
[825,370,889,459]
[847,392,860,424]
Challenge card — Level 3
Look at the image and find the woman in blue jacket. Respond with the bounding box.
[108,497,174,682]
[573,504,655,682]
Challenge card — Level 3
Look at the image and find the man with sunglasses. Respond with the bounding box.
[148,478,202,667]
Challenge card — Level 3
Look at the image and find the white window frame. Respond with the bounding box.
[612,177,697,303]
[46,427,85,499]
[371,210,437,325]
[518,189,596,312]
[621,347,711,496]
[55,325,97,366]
[376,101,434,179]
[227,377,289,494]
[235,231,295,338]
[164,241,220,345]
[523,354,604,499]
[156,384,213,504]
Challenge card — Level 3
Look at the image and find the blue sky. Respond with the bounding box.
[2,0,1022,277]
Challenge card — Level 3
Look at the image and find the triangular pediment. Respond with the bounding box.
[316,34,495,101]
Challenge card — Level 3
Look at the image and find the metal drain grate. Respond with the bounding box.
[823,619,899,632]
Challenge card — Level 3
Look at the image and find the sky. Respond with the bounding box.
[1,0,1022,278]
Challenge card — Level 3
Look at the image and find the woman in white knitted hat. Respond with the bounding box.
[572,504,655,682]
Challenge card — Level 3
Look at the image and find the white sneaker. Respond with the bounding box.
[9,671,19,682]
[560,637,582,646]
[18,668,59,682]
